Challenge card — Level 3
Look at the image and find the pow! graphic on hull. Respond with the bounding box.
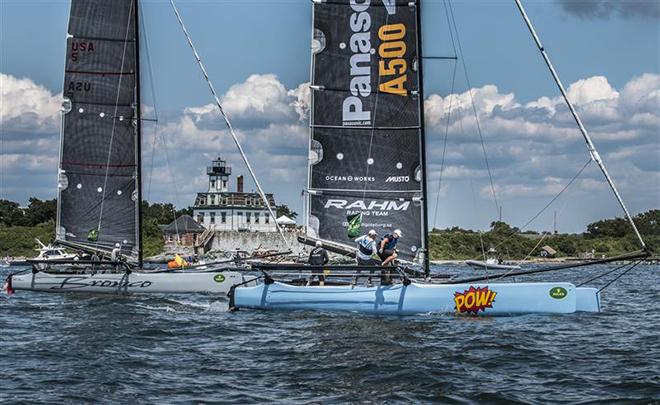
[454,286,497,314]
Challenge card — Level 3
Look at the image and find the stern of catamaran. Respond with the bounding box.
[575,287,601,312]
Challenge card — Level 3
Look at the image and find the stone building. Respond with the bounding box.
[192,157,277,232]
[162,215,206,248]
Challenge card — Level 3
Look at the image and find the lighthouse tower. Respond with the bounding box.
[193,157,277,232]
[207,157,231,192]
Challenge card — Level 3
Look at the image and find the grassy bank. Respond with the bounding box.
[0,222,55,257]
[428,230,657,261]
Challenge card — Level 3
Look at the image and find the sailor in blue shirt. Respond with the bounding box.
[378,229,402,266]
[354,229,380,266]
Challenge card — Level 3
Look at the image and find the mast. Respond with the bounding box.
[514,0,646,250]
[134,0,143,267]
[416,0,430,276]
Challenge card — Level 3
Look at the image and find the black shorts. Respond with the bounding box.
[357,257,380,266]
[379,249,395,261]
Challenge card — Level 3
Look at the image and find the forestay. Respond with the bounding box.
[57,0,140,260]
[307,0,425,262]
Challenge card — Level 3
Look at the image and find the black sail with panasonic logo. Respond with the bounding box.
[306,0,425,262]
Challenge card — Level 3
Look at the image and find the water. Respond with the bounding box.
[1,264,658,404]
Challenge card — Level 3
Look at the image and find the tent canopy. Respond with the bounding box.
[276,215,296,225]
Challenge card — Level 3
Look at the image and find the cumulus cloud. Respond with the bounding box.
[0,73,61,136]
[424,72,659,230]
[2,71,658,232]
[1,73,62,200]
[557,0,660,19]
[184,74,304,130]
[139,75,310,208]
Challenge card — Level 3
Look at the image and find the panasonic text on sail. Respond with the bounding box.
[343,0,373,126]
[324,199,410,211]
[342,1,399,125]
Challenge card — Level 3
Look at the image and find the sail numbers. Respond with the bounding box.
[70,40,95,62]
[378,24,408,96]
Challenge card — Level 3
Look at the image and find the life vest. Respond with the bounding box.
[309,247,326,265]
[381,234,398,251]
[358,237,374,256]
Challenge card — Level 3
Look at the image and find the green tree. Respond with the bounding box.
[25,198,57,225]
[276,204,297,219]
[586,217,628,238]
[0,199,28,226]
[634,209,660,236]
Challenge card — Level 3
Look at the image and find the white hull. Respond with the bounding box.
[233,281,600,315]
[10,270,253,295]
[465,259,521,271]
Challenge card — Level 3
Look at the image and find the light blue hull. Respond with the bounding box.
[233,282,600,315]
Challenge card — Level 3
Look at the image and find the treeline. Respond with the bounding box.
[0,198,297,228]
[0,198,57,227]
[0,199,192,256]
[429,210,659,260]
[0,197,297,257]
[1,198,656,259]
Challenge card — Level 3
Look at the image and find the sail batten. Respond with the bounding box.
[306,0,425,262]
[56,0,140,259]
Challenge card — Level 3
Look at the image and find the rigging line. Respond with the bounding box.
[492,231,549,281]
[597,259,643,293]
[514,0,645,249]
[96,0,135,250]
[140,4,160,201]
[491,158,592,252]
[453,86,487,262]
[577,261,631,287]
[432,60,457,228]
[446,0,500,217]
[169,0,291,251]
[160,122,183,243]
[443,250,647,284]
[432,0,461,228]
[441,0,458,57]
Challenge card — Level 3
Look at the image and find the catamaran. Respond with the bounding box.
[4,0,255,295]
[228,0,648,315]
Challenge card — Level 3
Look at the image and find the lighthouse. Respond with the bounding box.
[193,157,277,232]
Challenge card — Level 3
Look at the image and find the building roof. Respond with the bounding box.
[541,245,557,255]
[162,215,206,234]
[194,192,275,209]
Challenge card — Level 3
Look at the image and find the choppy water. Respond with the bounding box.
[1,264,659,404]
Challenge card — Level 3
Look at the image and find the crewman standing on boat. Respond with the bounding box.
[355,230,380,266]
[307,240,329,286]
[378,229,402,266]
[111,243,121,262]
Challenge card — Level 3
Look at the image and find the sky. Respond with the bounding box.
[1,0,658,234]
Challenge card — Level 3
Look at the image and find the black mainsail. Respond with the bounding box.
[306,0,426,264]
[56,0,141,261]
